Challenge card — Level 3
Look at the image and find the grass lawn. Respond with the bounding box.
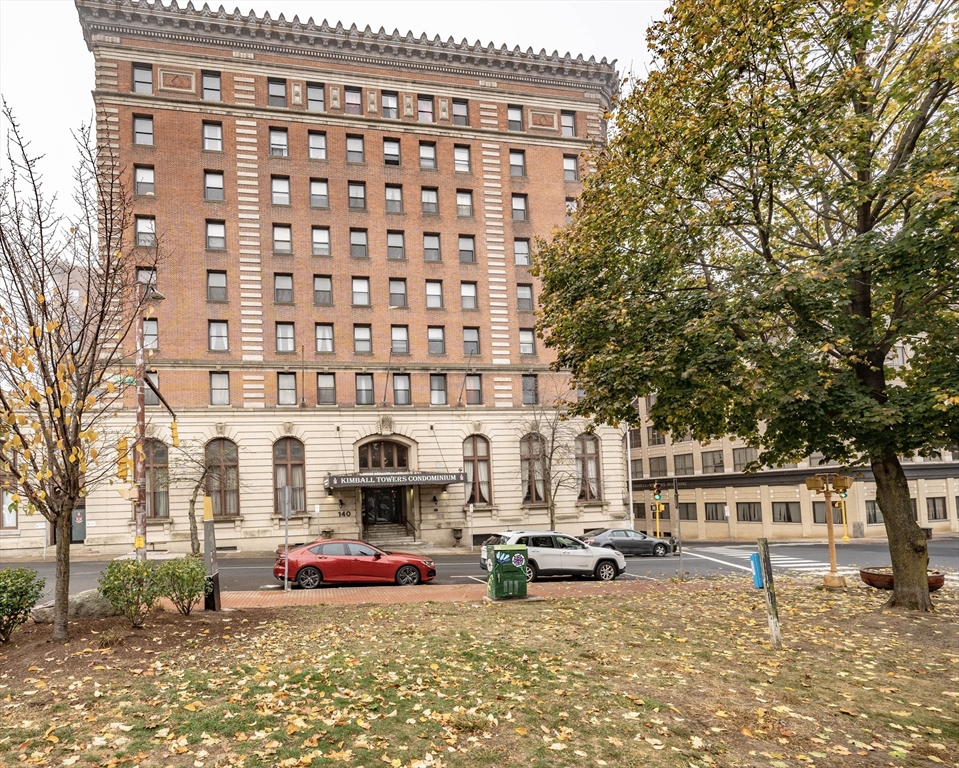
[1,577,957,767]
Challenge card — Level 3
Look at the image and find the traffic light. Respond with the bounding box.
[170,421,179,447]
[116,437,129,481]
[832,475,852,499]
[838,488,847,499]
[653,482,662,501]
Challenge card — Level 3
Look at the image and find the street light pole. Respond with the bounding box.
[806,473,849,588]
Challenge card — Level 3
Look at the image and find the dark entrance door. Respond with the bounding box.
[362,487,404,526]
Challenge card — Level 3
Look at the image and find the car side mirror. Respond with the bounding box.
[373,553,382,560]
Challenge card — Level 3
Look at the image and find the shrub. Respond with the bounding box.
[0,568,45,643]
[98,560,162,628]
[157,556,211,616]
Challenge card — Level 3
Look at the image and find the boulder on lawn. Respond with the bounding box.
[31,589,119,624]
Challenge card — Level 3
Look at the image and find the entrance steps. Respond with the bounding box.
[364,523,426,550]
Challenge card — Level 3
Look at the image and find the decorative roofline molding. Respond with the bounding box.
[75,0,620,105]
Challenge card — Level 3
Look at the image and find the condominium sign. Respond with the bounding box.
[326,472,466,488]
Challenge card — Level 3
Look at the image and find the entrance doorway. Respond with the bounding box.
[362,487,405,527]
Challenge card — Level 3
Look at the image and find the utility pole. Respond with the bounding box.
[805,473,852,588]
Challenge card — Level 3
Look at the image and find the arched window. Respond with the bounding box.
[520,433,546,503]
[205,438,239,517]
[274,438,305,514]
[463,435,491,505]
[358,440,408,470]
[576,434,602,501]
[145,439,169,518]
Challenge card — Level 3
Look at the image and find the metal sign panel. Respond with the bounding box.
[326,471,466,488]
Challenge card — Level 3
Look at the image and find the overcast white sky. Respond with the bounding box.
[0,0,668,206]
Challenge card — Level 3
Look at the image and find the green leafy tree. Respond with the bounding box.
[536,0,958,610]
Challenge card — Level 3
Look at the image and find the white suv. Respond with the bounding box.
[480,530,626,582]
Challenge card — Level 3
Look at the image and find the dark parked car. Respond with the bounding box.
[581,528,677,557]
[273,539,436,588]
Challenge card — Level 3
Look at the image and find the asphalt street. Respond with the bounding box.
[14,539,959,602]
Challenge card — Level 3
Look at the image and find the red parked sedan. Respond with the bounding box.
[273,539,436,588]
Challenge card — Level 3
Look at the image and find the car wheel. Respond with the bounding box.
[653,543,668,557]
[395,565,421,586]
[603,544,615,549]
[524,562,538,583]
[296,566,322,589]
[594,560,618,581]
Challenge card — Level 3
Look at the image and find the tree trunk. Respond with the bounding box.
[53,509,73,642]
[188,482,201,556]
[872,451,932,611]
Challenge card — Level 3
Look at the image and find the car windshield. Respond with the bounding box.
[583,529,607,536]
[484,535,506,546]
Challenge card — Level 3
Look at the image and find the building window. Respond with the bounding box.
[927,497,947,521]
[271,176,291,205]
[382,91,399,119]
[522,374,538,405]
[426,280,443,308]
[452,99,469,126]
[508,105,523,131]
[705,503,725,521]
[519,329,536,355]
[145,439,169,518]
[424,233,441,262]
[307,82,325,111]
[268,78,287,107]
[132,64,152,94]
[384,138,401,165]
[566,198,577,223]
[202,71,221,101]
[356,373,374,405]
[421,187,439,214]
[385,185,403,213]
[1,490,17,530]
[418,95,434,122]
[813,501,843,525]
[354,325,372,354]
[772,501,801,523]
[517,284,533,311]
[462,327,481,356]
[273,438,305,511]
[674,453,694,476]
[208,320,228,351]
[344,87,362,115]
[393,373,411,405]
[350,229,368,258]
[312,227,331,257]
[458,235,475,263]
[133,115,154,146]
[461,282,478,310]
[630,457,644,478]
[348,181,366,209]
[520,433,546,503]
[733,446,759,472]
[134,166,155,195]
[277,373,297,406]
[678,503,697,520]
[464,374,482,404]
[308,131,327,159]
[315,324,334,352]
[145,371,157,406]
[509,150,526,176]
[457,190,473,217]
[389,279,407,307]
[514,239,531,266]
[649,456,667,476]
[430,374,448,405]
[576,434,602,501]
[391,325,409,354]
[561,110,576,136]
[464,435,490,504]
[313,275,332,305]
[310,179,329,207]
[352,277,370,306]
[563,155,579,181]
[143,318,158,350]
[346,135,364,163]
[205,439,239,517]
[269,128,288,157]
[702,450,725,474]
[628,429,642,449]
[276,322,295,352]
[205,220,225,249]
[512,195,528,221]
[419,142,437,169]
[136,266,157,289]
[317,373,336,404]
[866,500,883,525]
[274,273,293,303]
[273,224,292,253]
[428,326,446,355]
[210,372,230,405]
[207,271,227,301]
[358,440,408,469]
[204,171,224,200]
[132,218,157,249]
[737,502,762,522]
[454,145,471,172]
[387,231,405,260]
[202,121,222,151]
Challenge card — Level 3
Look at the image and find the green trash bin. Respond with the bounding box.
[488,544,528,600]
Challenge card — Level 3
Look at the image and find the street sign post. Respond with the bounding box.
[281,486,292,591]
[203,496,221,611]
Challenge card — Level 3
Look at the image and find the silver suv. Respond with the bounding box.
[480,530,626,582]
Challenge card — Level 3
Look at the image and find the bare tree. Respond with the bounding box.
[0,104,159,641]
